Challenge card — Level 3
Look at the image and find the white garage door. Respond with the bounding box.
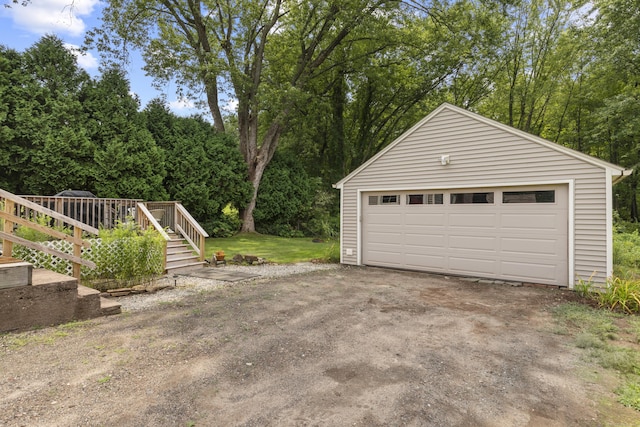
[362,185,568,286]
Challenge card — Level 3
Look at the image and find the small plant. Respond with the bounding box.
[97,375,111,384]
[14,213,72,242]
[572,275,640,314]
[597,277,640,314]
[617,381,640,411]
[574,275,595,298]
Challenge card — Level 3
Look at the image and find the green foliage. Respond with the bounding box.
[304,190,340,239]
[575,274,640,315]
[210,204,242,238]
[254,152,317,237]
[205,233,338,264]
[596,277,640,314]
[0,36,96,195]
[14,213,71,242]
[143,100,252,236]
[87,69,168,201]
[617,381,640,411]
[83,221,165,289]
[613,227,640,278]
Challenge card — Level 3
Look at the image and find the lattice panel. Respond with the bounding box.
[12,238,164,280]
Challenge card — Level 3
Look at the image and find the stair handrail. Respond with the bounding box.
[175,203,209,261]
[0,188,98,279]
[135,203,171,241]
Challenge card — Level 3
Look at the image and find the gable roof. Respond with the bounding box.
[335,103,632,189]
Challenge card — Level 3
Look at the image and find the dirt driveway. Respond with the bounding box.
[0,266,635,426]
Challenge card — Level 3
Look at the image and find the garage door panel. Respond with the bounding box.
[367,212,403,224]
[405,254,445,269]
[500,237,561,256]
[449,257,497,275]
[449,213,496,228]
[405,213,446,226]
[501,213,563,231]
[449,235,497,252]
[500,261,560,282]
[405,234,446,247]
[366,249,405,265]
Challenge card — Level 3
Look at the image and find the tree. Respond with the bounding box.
[84,69,168,200]
[477,0,585,135]
[0,46,29,193]
[143,99,252,234]
[89,0,404,231]
[0,36,96,195]
[262,0,508,193]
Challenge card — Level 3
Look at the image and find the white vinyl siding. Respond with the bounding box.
[338,105,615,285]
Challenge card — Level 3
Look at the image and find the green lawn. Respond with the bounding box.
[205,233,339,264]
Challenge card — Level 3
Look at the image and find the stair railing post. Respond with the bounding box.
[2,199,15,257]
[199,233,205,262]
[174,202,178,235]
[72,226,82,280]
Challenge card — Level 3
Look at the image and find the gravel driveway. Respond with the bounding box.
[0,265,635,426]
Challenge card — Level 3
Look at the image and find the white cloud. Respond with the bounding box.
[8,0,100,37]
[169,97,195,110]
[64,43,98,69]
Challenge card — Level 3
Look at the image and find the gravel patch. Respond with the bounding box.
[118,262,340,312]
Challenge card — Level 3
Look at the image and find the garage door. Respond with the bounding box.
[362,185,568,286]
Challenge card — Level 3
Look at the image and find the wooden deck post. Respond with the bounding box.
[72,227,82,280]
[2,200,15,257]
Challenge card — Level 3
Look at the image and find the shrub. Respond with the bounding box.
[14,213,71,242]
[613,229,640,277]
[83,222,165,289]
[13,221,165,290]
[596,277,640,314]
[254,153,317,237]
[576,275,640,314]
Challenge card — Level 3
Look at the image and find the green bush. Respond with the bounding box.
[254,152,317,237]
[13,221,165,290]
[83,222,165,289]
[613,229,640,277]
[596,277,640,314]
[304,190,340,239]
[14,213,71,242]
[205,204,242,238]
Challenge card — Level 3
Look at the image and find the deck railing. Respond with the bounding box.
[20,195,141,229]
[145,201,209,261]
[0,189,98,279]
[11,195,209,267]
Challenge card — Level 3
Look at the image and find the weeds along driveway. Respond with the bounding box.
[0,266,633,426]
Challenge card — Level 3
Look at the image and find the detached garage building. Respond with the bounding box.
[334,103,631,287]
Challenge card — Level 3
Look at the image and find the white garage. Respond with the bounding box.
[335,104,631,287]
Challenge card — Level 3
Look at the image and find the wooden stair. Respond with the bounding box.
[0,260,121,333]
[165,233,206,274]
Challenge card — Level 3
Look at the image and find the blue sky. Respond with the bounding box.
[0,0,213,117]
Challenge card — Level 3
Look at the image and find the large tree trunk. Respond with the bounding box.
[238,112,283,232]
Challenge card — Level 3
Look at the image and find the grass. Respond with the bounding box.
[0,320,89,349]
[553,303,640,411]
[205,233,339,264]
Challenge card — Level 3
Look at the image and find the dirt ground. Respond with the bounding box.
[1,266,638,426]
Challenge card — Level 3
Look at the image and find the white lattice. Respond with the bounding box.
[13,238,164,280]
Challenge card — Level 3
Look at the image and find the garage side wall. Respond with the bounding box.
[339,107,609,285]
